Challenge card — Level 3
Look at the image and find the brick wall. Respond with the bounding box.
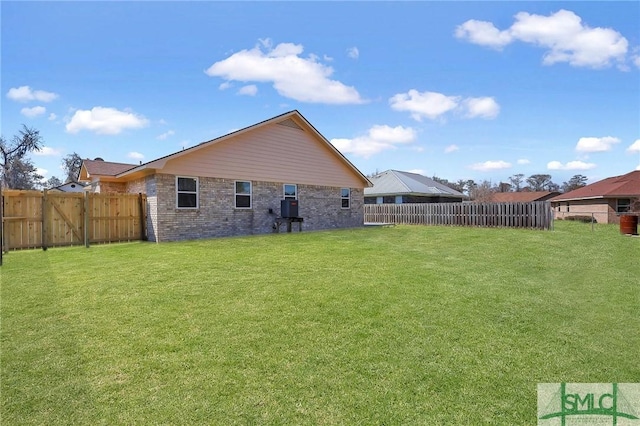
[126,176,158,242]
[553,199,615,224]
[145,174,364,242]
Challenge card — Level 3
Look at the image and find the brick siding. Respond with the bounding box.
[132,174,364,242]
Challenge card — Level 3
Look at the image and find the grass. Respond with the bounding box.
[1,221,638,424]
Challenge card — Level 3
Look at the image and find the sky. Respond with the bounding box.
[2,1,639,188]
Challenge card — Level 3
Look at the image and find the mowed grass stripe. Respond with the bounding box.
[1,221,638,424]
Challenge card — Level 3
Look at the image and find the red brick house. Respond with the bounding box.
[550,170,640,224]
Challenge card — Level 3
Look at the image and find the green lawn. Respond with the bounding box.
[1,221,638,424]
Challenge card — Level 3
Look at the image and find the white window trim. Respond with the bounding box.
[176,176,199,209]
[235,180,252,209]
[341,188,351,209]
[283,184,297,200]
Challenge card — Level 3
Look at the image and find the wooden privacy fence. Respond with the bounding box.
[364,201,554,230]
[1,190,147,250]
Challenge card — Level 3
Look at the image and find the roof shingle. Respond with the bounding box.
[551,170,640,201]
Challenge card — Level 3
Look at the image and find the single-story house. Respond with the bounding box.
[78,110,372,242]
[364,170,467,204]
[488,191,560,203]
[49,181,88,193]
[550,170,640,224]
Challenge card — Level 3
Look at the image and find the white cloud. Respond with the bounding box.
[205,40,364,104]
[469,160,512,172]
[626,139,640,153]
[330,125,417,158]
[575,136,620,152]
[389,90,459,121]
[547,160,596,170]
[444,144,460,153]
[462,97,500,119]
[455,20,513,50]
[634,55,640,69]
[65,107,149,135]
[127,152,144,160]
[237,85,258,96]
[7,86,58,103]
[456,9,629,69]
[49,113,57,121]
[347,47,359,59]
[389,90,500,121]
[21,106,46,118]
[157,130,175,140]
[33,146,62,157]
[36,168,48,177]
[517,158,531,165]
[219,82,232,90]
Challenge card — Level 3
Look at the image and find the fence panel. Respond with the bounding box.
[1,190,147,250]
[364,201,553,230]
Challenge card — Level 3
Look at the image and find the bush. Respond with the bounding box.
[564,215,597,223]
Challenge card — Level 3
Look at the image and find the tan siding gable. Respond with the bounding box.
[159,122,364,188]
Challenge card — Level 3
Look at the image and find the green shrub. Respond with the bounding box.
[564,215,596,223]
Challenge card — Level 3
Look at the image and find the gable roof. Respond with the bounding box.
[551,170,640,202]
[364,170,466,198]
[115,110,371,187]
[79,159,137,180]
[489,191,560,203]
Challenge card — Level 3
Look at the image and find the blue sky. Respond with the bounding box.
[2,1,639,187]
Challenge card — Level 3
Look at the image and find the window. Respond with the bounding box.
[283,184,297,200]
[176,176,198,208]
[341,188,350,209]
[617,198,631,213]
[235,181,252,208]
[566,202,570,212]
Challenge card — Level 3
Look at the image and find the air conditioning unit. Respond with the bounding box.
[281,199,299,218]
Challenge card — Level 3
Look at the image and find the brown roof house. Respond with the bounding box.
[79,110,372,242]
[488,191,560,203]
[550,170,640,224]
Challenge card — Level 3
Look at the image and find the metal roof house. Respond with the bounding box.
[364,170,466,204]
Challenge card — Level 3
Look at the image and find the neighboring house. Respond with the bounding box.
[78,110,372,242]
[550,170,640,224]
[488,191,560,203]
[364,170,466,204]
[49,181,88,193]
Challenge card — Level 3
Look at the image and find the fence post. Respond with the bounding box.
[84,191,90,248]
[139,193,147,241]
[42,190,48,251]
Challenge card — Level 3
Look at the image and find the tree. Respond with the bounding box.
[0,125,43,189]
[44,176,63,189]
[465,179,477,197]
[509,174,525,192]
[4,157,43,190]
[562,174,588,193]
[62,152,83,182]
[497,182,512,193]
[470,180,494,202]
[526,174,554,191]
